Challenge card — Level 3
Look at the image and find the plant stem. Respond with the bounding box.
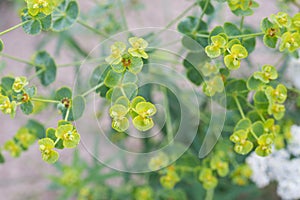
[57,58,106,67]
[117,0,128,30]
[28,69,45,81]
[31,98,61,104]
[228,32,264,39]
[64,108,70,121]
[0,21,28,36]
[77,19,110,38]
[162,87,173,143]
[240,16,245,30]
[195,32,264,39]
[193,0,210,32]
[205,189,214,200]
[234,96,246,119]
[0,53,44,68]
[81,82,104,97]
[150,2,197,40]
[54,138,60,146]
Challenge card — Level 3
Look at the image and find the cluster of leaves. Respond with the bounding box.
[21,0,79,35]
[260,12,300,55]
[90,37,157,132]
[0,119,45,162]
[228,65,288,156]
[39,120,80,163]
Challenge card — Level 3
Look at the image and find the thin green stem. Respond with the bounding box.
[250,130,259,140]
[64,108,70,121]
[0,53,44,68]
[193,0,210,32]
[57,57,106,67]
[77,19,110,38]
[240,16,245,30]
[28,69,45,81]
[162,87,173,143]
[150,2,197,40]
[0,21,28,36]
[53,138,60,146]
[228,32,264,39]
[31,98,60,104]
[205,189,214,200]
[234,96,245,119]
[195,32,264,39]
[117,0,128,30]
[81,82,104,97]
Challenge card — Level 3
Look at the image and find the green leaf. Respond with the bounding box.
[247,75,264,90]
[55,87,72,100]
[1,76,14,92]
[232,8,254,16]
[46,128,64,149]
[40,14,52,31]
[260,18,273,32]
[52,0,79,32]
[89,65,110,87]
[20,101,34,115]
[226,79,248,94]
[234,118,251,132]
[224,22,241,36]
[182,35,203,52]
[0,151,4,163]
[263,35,278,48]
[123,71,138,84]
[24,86,37,97]
[178,16,206,34]
[242,29,256,53]
[186,68,203,86]
[251,121,265,138]
[115,96,130,108]
[21,9,41,35]
[128,57,143,74]
[34,51,57,86]
[122,83,138,100]
[26,119,46,139]
[254,91,268,103]
[0,39,3,52]
[104,70,122,88]
[68,95,86,121]
[199,0,215,15]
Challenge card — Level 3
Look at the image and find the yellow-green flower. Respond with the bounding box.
[265,84,287,104]
[279,32,300,52]
[230,130,253,155]
[128,37,149,59]
[231,164,252,186]
[25,0,60,16]
[0,94,17,118]
[15,127,36,148]
[292,13,300,31]
[210,157,229,177]
[160,167,180,189]
[105,42,127,65]
[198,168,218,190]
[4,140,22,157]
[270,12,291,28]
[268,103,285,120]
[148,152,169,171]
[227,0,251,11]
[13,76,28,93]
[55,124,80,148]
[202,75,224,96]
[132,102,157,132]
[109,104,129,132]
[205,35,227,58]
[38,138,59,163]
[253,65,278,83]
[134,186,154,200]
[255,134,274,156]
[224,44,248,70]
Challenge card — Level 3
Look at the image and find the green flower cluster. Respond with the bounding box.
[3,127,36,158]
[201,62,224,96]
[159,166,180,190]
[103,37,157,132]
[109,96,157,132]
[24,0,61,16]
[38,121,80,163]
[0,76,36,118]
[230,164,252,186]
[205,34,248,70]
[261,12,300,53]
[228,65,288,156]
[227,0,259,16]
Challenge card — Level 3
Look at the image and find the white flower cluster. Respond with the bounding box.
[246,125,300,200]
